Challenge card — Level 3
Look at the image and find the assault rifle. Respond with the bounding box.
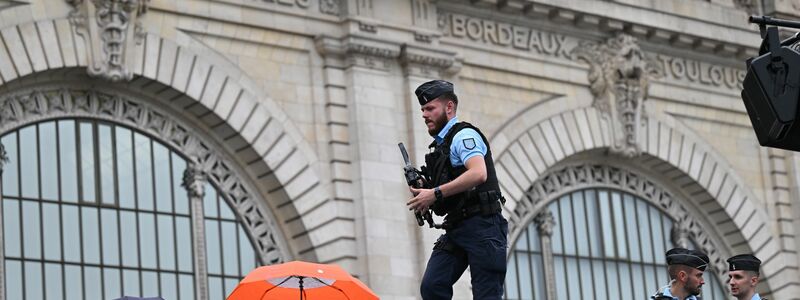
[398,143,437,228]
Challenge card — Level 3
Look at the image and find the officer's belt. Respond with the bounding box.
[443,190,504,228]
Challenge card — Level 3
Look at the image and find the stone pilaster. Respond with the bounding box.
[534,210,556,300]
[182,159,208,300]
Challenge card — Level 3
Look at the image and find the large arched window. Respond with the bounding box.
[0,119,260,300]
[505,189,728,300]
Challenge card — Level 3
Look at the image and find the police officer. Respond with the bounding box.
[727,254,766,300]
[652,247,709,300]
[406,80,508,300]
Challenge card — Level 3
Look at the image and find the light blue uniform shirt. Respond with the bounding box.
[654,286,699,300]
[751,293,762,300]
[435,117,487,167]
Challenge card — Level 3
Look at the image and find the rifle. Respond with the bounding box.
[398,142,437,228]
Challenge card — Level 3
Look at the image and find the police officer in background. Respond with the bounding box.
[406,80,508,300]
[652,247,709,300]
[727,254,766,300]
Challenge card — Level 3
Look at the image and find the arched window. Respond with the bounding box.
[505,189,728,300]
[0,119,260,300]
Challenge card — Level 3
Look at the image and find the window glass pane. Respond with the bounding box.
[579,258,593,300]
[3,199,21,257]
[532,254,545,300]
[24,262,43,299]
[157,214,176,270]
[638,201,654,263]
[142,271,159,297]
[139,213,158,269]
[239,226,256,275]
[45,263,64,300]
[120,211,139,267]
[116,127,135,209]
[39,121,59,200]
[206,220,221,274]
[177,217,194,272]
[104,268,121,300]
[505,253,519,300]
[102,208,120,266]
[20,126,39,198]
[607,262,621,299]
[222,221,239,276]
[123,269,141,297]
[585,190,602,257]
[565,257,581,299]
[549,204,562,254]
[172,154,189,215]
[572,192,589,257]
[62,205,81,262]
[558,195,575,256]
[135,133,153,210]
[2,133,19,196]
[631,264,644,300]
[82,207,100,264]
[225,278,239,298]
[527,222,540,252]
[611,192,627,259]
[85,266,102,300]
[43,202,62,260]
[79,122,96,202]
[618,262,632,299]
[591,260,607,299]
[515,252,531,299]
[65,265,83,300]
[58,121,78,202]
[22,200,41,259]
[644,264,657,298]
[624,194,641,262]
[179,274,195,300]
[651,206,667,264]
[161,273,178,300]
[209,276,224,300]
[99,124,116,205]
[553,256,568,299]
[599,190,614,258]
[514,225,529,251]
[204,186,218,218]
[153,143,172,213]
[5,260,22,300]
[220,196,236,220]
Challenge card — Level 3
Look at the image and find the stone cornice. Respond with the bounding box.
[400,44,461,76]
[453,0,759,58]
[315,35,461,74]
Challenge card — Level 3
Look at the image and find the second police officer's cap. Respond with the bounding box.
[666,247,709,271]
[727,254,761,272]
[415,80,454,106]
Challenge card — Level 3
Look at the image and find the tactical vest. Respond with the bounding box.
[424,122,502,218]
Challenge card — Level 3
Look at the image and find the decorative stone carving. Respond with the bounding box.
[182,158,208,199]
[0,88,288,265]
[511,163,729,283]
[571,34,664,157]
[0,143,7,175]
[66,0,149,82]
[319,0,340,15]
[533,210,555,237]
[671,223,691,249]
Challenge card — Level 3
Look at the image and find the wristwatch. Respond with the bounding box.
[434,186,443,202]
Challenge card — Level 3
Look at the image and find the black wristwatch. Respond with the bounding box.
[434,186,443,202]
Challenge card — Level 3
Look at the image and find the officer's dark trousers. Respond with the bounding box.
[420,213,508,300]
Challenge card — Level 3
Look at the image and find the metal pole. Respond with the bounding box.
[749,15,800,29]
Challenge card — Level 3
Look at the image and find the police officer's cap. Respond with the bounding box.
[415,80,454,106]
[666,247,709,271]
[727,254,761,272]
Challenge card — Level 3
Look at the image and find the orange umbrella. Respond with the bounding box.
[227,261,379,300]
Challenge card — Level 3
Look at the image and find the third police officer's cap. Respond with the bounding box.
[415,80,454,106]
[727,254,761,272]
[666,247,709,271]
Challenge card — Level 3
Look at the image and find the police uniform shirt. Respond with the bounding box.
[750,294,763,300]
[654,286,699,300]
[435,117,487,167]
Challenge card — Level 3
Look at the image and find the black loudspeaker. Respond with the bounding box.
[742,18,800,151]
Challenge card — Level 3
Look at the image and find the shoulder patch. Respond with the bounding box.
[463,138,476,150]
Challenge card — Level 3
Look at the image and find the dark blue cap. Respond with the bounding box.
[415,80,454,105]
[727,254,760,272]
[666,248,709,271]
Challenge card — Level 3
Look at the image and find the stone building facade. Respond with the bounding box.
[0,0,799,299]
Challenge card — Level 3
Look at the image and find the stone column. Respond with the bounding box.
[182,159,208,300]
[534,210,556,300]
[0,143,7,300]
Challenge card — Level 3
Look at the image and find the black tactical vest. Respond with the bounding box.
[424,122,500,216]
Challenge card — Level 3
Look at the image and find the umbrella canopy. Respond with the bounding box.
[227,261,379,300]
